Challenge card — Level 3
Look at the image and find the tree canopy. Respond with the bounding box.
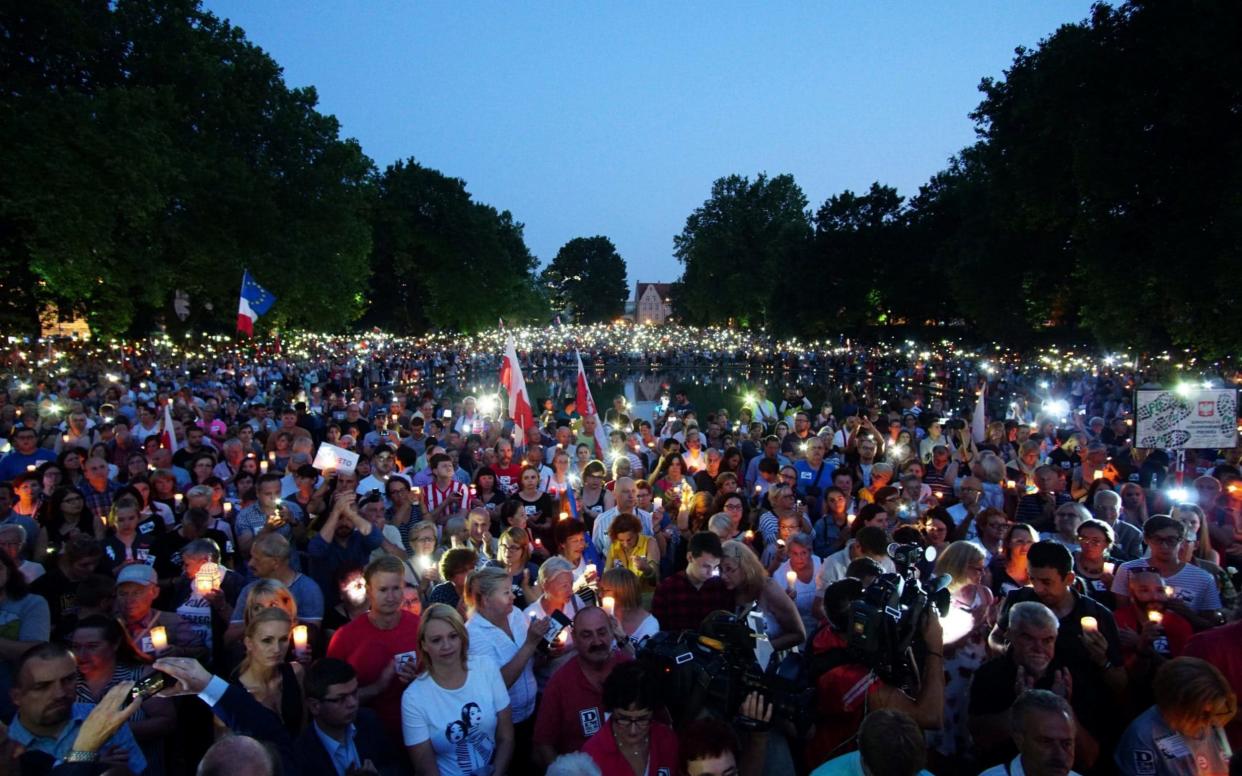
[671,0,1242,356]
[540,236,628,324]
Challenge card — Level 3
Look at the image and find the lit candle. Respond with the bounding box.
[1103,562,1115,575]
[25,465,35,473]
[557,629,569,644]
[260,460,269,474]
[601,596,616,616]
[584,564,596,578]
[149,626,168,652]
[174,493,183,505]
[754,485,762,494]
[1147,610,1164,625]
[267,451,277,463]
[1005,480,1016,490]
[934,491,944,499]
[653,497,663,510]
[194,576,213,595]
[1080,616,1098,633]
[1164,586,1175,599]
[847,513,856,525]
[744,530,755,541]
[559,511,569,522]
[292,625,309,656]
[223,502,232,514]
[785,570,797,589]
[1093,470,1104,481]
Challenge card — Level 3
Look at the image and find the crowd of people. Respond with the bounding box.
[0,331,1237,776]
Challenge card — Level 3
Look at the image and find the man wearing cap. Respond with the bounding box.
[356,444,397,503]
[115,562,206,660]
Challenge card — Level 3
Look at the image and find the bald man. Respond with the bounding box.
[198,735,276,776]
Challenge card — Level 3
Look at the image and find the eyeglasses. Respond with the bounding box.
[1148,535,1183,547]
[1077,537,1108,547]
[612,712,652,729]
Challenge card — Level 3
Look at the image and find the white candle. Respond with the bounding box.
[1093,470,1104,481]
[260,460,269,474]
[847,513,856,525]
[785,570,797,589]
[1147,610,1164,624]
[223,502,233,514]
[601,596,616,616]
[1103,562,1115,575]
[653,497,663,510]
[292,624,309,654]
[584,564,596,577]
[1080,616,1098,633]
[149,626,168,652]
[559,511,569,522]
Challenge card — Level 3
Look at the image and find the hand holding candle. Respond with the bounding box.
[149,626,168,653]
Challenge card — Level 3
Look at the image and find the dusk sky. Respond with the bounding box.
[202,2,1095,286]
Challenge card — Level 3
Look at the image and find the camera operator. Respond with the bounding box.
[805,577,944,766]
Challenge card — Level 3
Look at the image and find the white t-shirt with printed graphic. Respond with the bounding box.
[401,655,509,776]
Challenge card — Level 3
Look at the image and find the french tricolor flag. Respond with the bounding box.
[236,270,276,337]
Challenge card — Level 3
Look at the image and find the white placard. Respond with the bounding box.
[312,442,359,473]
[1135,388,1238,450]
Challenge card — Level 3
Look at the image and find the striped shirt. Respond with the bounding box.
[1110,558,1221,612]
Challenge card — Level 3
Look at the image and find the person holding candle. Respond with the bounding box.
[555,518,600,606]
[40,486,100,555]
[1172,502,1237,613]
[597,567,659,651]
[760,512,803,575]
[968,601,1102,772]
[511,465,556,555]
[408,519,443,593]
[1110,515,1223,631]
[70,613,176,773]
[523,556,587,690]
[466,565,549,769]
[328,555,422,740]
[169,538,241,666]
[227,533,324,648]
[1111,568,1193,711]
[989,542,1123,692]
[114,562,206,660]
[773,532,820,638]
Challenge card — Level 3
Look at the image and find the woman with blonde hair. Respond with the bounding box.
[465,566,547,758]
[402,603,513,775]
[718,540,805,651]
[928,541,994,760]
[230,607,304,737]
[408,519,441,590]
[598,567,660,650]
[1172,503,1236,612]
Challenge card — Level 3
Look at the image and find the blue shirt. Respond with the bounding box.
[313,721,360,776]
[9,702,146,774]
[811,750,934,776]
[794,458,836,519]
[0,448,55,481]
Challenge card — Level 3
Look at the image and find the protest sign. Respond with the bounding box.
[1135,388,1238,449]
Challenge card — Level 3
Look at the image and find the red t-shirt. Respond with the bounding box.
[533,652,632,756]
[493,464,524,494]
[1113,605,1193,671]
[326,611,420,738]
[1185,620,1242,751]
[583,720,679,776]
[805,626,878,766]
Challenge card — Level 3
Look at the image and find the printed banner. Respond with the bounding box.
[1135,388,1238,449]
[311,442,359,473]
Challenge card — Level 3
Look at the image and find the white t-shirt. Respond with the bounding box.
[1110,559,1221,612]
[401,655,510,776]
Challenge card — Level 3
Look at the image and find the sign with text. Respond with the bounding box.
[311,442,359,473]
[1135,388,1238,449]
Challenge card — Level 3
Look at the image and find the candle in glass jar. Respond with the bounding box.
[292,625,309,653]
[1092,470,1104,480]
[223,502,232,514]
[653,497,663,510]
[744,530,754,541]
[149,626,168,652]
[1080,616,1099,633]
[786,570,797,589]
[1103,562,1115,575]
[601,596,616,616]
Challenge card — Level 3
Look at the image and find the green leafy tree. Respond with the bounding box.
[672,173,811,328]
[0,0,374,336]
[362,159,544,333]
[540,236,628,323]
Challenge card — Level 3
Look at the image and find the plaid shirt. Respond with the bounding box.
[651,571,734,633]
[77,478,122,520]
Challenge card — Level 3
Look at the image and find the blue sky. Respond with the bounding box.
[202,1,1096,286]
